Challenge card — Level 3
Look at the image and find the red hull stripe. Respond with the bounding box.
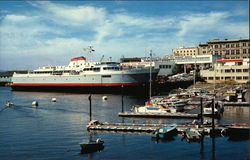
[11,83,142,87]
[216,59,243,63]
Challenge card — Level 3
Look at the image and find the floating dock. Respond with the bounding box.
[88,122,162,133]
[222,102,250,106]
[87,121,226,135]
[118,112,200,119]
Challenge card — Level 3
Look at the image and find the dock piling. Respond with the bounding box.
[200,97,203,124]
[89,94,92,122]
[211,98,215,137]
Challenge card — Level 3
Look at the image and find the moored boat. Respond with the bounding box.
[5,101,14,107]
[226,123,250,139]
[11,56,159,94]
[183,128,202,142]
[152,125,178,139]
[79,138,104,154]
[203,101,224,117]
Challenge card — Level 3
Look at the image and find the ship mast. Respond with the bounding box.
[83,46,95,62]
[149,50,152,100]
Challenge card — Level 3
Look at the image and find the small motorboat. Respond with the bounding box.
[5,101,14,107]
[79,138,104,154]
[183,128,202,142]
[203,101,224,117]
[152,125,178,139]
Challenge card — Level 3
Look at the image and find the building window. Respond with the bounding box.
[215,45,218,48]
[236,77,242,80]
[243,69,249,72]
[225,50,230,55]
[236,44,239,47]
[243,76,249,80]
[236,62,243,65]
[208,77,213,80]
[231,50,235,54]
[243,49,246,53]
[236,69,242,72]
[226,44,230,48]
[231,44,235,48]
[243,43,246,46]
[216,77,220,80]
[236,50,240,54]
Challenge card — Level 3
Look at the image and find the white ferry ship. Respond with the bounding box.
[11,56,159,93]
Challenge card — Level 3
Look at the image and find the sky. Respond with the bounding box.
[0,0,249,70]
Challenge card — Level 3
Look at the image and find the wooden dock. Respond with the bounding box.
[87,121,226,135]
[118,112,199,119]
[222,102,250,106]
[87,122,163,133]
[188,101,250,106]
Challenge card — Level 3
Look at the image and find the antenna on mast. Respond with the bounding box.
[83,46,95,61]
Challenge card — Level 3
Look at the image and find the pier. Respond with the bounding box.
[222,102,250,106]
[118,112,199,119]
[87,121,228,136]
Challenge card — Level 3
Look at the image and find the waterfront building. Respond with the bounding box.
[173,38,250,60]
[201,38,250,59]
[200,58,249,83]
[172,47,199,57]
[174,55,217,73]
[120,57,176,76]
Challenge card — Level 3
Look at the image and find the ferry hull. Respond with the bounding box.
[11,84,150,94]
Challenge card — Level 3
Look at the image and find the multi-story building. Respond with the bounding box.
[172,47,199,57]
[173,38,250,59]
[200,58,249,83]
[207,38,250,59]
[198,38,250,59]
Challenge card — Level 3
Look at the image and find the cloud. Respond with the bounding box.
[0,1,249,70]
[30,1,106,27]
[5,14,30,22]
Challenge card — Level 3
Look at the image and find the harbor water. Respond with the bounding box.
[0,87,249,160]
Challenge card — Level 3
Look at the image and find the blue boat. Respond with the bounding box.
[152,125,178,139]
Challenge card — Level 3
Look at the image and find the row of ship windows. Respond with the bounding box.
[159,65,172,69]
[25,75,112,81]
[30,67,120,74]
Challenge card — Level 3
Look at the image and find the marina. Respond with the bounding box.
[0,0,249,159]
[0,86,249,160]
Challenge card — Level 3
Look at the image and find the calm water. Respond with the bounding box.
[0,87,249,160]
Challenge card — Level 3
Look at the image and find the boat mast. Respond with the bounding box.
[149,50,152,99]
[83,46,95,62]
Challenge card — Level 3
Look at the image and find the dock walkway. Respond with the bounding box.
[118,112,199,119]
[87,121,226,135]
